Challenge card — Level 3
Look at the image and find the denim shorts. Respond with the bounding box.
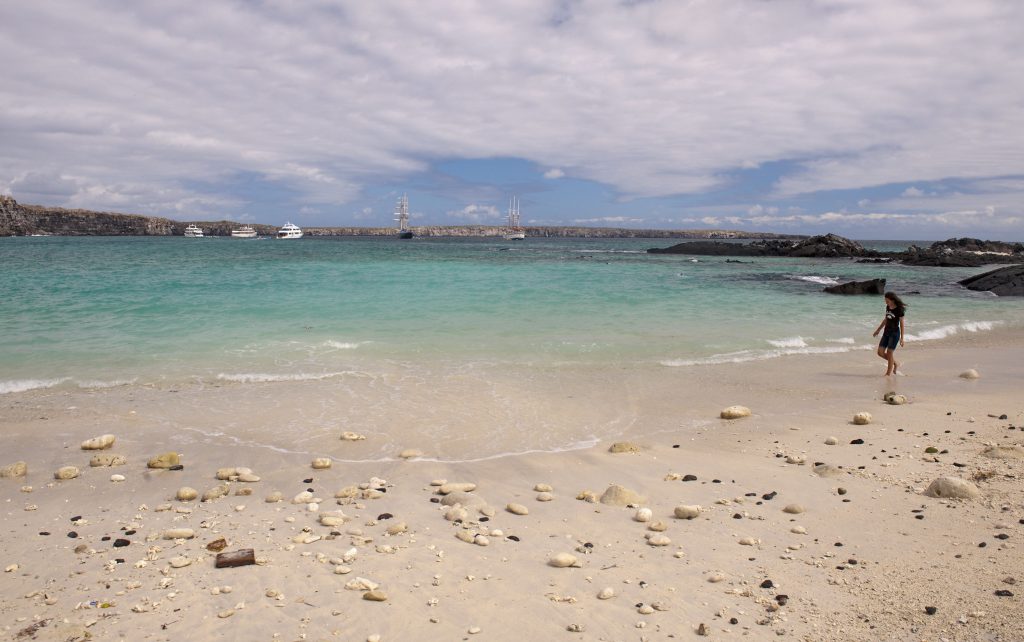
[879,332,900,351]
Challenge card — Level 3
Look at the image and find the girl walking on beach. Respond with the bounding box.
[872,291,907,376]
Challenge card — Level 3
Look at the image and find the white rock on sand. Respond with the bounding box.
[0,461,28,478]
[506,503,529,516]
[80,434,115,450]
[548,553,580,568]
[674,505,701,520]
[720,405,751,419]
[852,412,872,425]
[959,368,981,379]
[311,458,332,470]
[89,454,127,467]
[599,484,645,506]
[923,477,981,500]
[54,466,79,480]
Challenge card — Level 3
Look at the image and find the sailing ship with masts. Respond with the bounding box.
[503,196,525,240]
[394,194,413,239]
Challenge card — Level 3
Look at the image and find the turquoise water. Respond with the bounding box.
[2,235,1023,393]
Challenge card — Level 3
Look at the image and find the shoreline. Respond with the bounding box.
[2,330,1023,641]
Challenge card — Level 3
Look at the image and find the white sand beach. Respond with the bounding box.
[2,329,1022,641]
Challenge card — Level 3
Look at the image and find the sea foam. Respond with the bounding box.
[216,371,356,384]
[0,378,69,394]
[767,336,809,348]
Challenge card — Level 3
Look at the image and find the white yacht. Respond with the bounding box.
[503,197,525,240]
[231,225,257,238]
[184,223,204,238]
[394,194,413,239]
[276,222,303,239]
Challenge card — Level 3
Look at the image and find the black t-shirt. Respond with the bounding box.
[884,306,904,334]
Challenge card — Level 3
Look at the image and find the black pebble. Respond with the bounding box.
[953,462,966,468]
[848,559,858,565]
[745,492,757,497]
[999,414,1008,420]
[712,479,721,484]
[995,533,1009,540]
[915,515,924,520]
[946,412,952,415]
[850,438,864,445]
[837,488,847,496]
[303,478,313,484]
[729,618,738,625]
[673,444,680,448]
[168,464,184,471]
[682,474,697,482]
[124,530,136,536]
[113,539,130,547]
[760,580,774,589]
[733,513,743,519]
[583,542,594,548]
[39,531,50,536]
[101,536,111,541]
[67,531,78,538]
[762,491,777,500]
[429,497,440,503]
[940,449,949,454]
[925,606,937,615]
[834,542,843,547]
[115,558,125,564]
[377,513,393,520]
[70,515,82,522]
[776,595,788,605]
[479,516,489,522]
[979,542,987,548]
[507,535,519,542]
[995,590,1014,597]
[377,488,387,493]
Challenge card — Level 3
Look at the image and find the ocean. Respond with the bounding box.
[2,235,1022,459]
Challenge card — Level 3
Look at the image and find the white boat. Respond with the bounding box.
[276,222,303,239]
[394,194,413,239]
[503,197,525,240]
[231,225,257,238]
[184,223,204,238]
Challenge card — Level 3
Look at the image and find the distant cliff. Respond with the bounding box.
[0,196,797,239]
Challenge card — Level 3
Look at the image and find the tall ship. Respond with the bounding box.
[503,197,525,240]
[394,194,413,239]
[231,224,257,238]
[183,223,204,238]
[276,222,303,239]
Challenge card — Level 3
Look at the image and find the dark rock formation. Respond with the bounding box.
[823,279,887,295]
[0,196,176,236]
[959,265,1024,296]
[649,233,876,258]
[899,238,1024,267]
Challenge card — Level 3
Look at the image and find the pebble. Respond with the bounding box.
[110,474,126,482]
[852,412,872,425]
[673,505,700,520]
[0,461,28,478]
[536,491,554,502]
[439,482,477,494]
[163,528,195,539]
[363,590,388,602]
[265,491,283,503]
[548,553,580,568]
[89,454,127,467]
[81,434,116,450]
[785,455,806,465]
[608,442,641,453]
[706,573,726,583]
[720,405,751,419]
[398,449,423,459]
[567,623,585,632]
[738,537,759,546]
[597,587,615,599]
[147,452,180,469]
[506,503,529,515]
[202,484,230,502]
[883,392,907,405]
[340,431,367,441]
[824,437,839,446]
[534,483,553,492]
[169,556,191,568]
[311,457,332,470]
[648,520,668,532]
[782,504,805,514]
[959,369,980,379]
[176,487,198,501]
[54,466,80,480]
[634,507,653,522]
[647,534,671,546]
[468,627,481,634]
[923,477,981,500]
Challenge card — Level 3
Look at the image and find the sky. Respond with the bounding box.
[2,0,1023,240]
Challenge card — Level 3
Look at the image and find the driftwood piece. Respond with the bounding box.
[215,548,255,568]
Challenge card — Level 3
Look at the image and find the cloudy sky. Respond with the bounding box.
[2,0,1023,239]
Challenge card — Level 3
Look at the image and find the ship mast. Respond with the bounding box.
[394,194,410,232]
[507,196,521,229]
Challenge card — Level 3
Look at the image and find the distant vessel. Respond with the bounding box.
[276,222,303,239]
[503,197,525,240]
[394,194,413,239]
[231,225,257,238]
[184,224,204,238]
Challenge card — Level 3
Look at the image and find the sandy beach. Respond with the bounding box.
[2,329,1022,642]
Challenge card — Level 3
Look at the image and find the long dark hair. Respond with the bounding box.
[884,291,907,314]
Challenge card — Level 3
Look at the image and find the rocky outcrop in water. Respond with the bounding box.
[958,265,1024,296]
[823,278,886,295]
[0,196,176,236]
[648,233,876,258]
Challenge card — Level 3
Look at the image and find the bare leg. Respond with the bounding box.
[884,349,896,376]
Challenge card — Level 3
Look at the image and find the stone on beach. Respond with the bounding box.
[363,590,388,602]
[202,484,230,502]
[398,449,423,459]
[311,458,332,470]
[548,553,581,568]
[959,369,981,379]
[647,534,671,546]
[608,442,641,453]
[176,487,198,501]
[162,528,195,539]
[674,505,701,520]
[147,452,180,469]
[720,405,751,419]
[215,549,256,568]
[54,466,79,480]
[169,556,192,568]
[340,431,366,441]
[536,492,553,502]
[853,412,872,425]
[597,587,615,599]
[80,434,115,450]
[320,511,348,527]
[813,463,842,477]
[89,454,127,467]
[884,392,908,405]
[782,504,805,514]
[265,491,283,503]
[506,503,529,515]
[1,461,28,478]
[599,484,645,506]
[824,437,839,446]
[923,477,981,500]
[634,507,653,522]
[439,482,477,494]
[216,467,259,481]
[534,483,553,492]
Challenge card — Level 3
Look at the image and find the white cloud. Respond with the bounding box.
[449,203,501,222]
[901,187,924,197]
[0,0,1021,229]
[572,216,644,225]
